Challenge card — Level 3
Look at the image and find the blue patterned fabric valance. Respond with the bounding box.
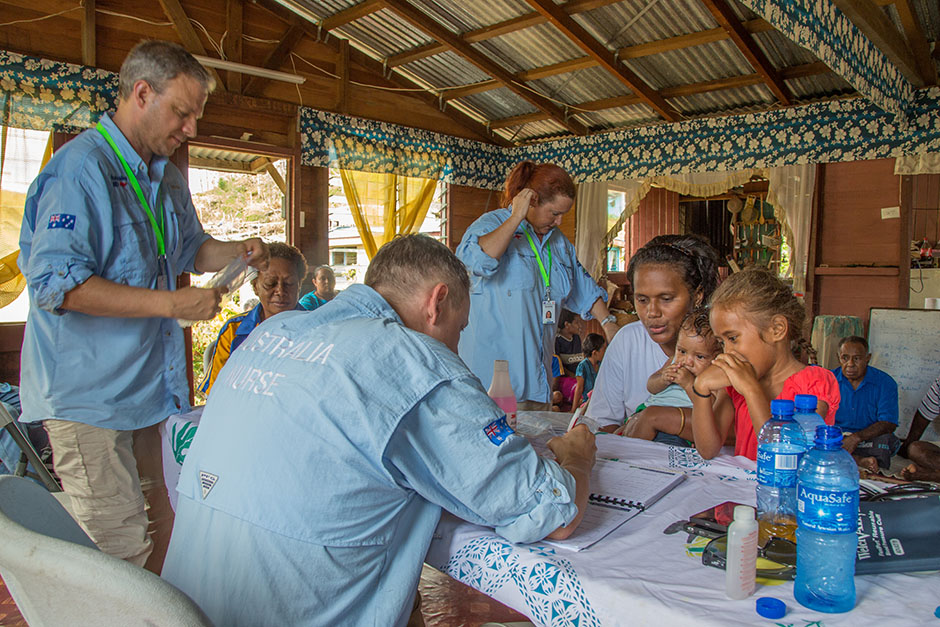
[738,0,914,118]
[300,108,509,189]
[523,89,940,183]
[0,50,117,132]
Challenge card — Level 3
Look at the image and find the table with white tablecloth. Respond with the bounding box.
[426,420,939,627]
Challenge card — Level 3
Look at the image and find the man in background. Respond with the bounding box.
[17,40,267,572]
[831,336,900,472]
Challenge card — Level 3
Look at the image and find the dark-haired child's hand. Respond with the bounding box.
[693,363,731,396]
[711,352,759,396]
[672,365,695,391]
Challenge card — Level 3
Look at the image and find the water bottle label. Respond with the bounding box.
[797,485,859,533]
[756,448,800,487]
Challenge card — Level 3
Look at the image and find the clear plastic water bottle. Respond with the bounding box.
[487,360,517,428]
[756,399,806,545]
[793,394,825,446]
[795,425,859,613]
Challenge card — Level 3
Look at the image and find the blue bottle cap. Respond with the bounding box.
[814,425,844,447]
[770,399,794,416]
[794,394,817,411]
[756,597,786,620]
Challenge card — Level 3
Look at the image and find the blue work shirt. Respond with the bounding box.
[162,284,577,627]
[18,114,210,429]
[457,208,606,403]
[831,365,899,432]
[298,290,328,310]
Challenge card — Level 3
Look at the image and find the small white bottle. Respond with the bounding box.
[725,505,758,600]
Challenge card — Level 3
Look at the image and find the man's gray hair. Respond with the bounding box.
[365,235,470,306]
[118,40,213,101]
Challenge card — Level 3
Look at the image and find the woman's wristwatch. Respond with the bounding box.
[600,314,617,326]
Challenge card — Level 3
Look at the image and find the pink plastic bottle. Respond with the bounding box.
[488,360,517,428]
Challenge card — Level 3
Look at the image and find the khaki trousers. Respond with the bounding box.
[44,419,175,574]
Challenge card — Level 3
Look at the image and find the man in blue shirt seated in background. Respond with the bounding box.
[162,234,596,626]
[831,336,900,472]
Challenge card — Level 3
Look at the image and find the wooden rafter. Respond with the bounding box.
[224,0,243,92]
[382,0,588,135]
[337,39,350,114]
[386,0,625,69]
[700,0,791,105]
[894,0,937,86]
[320,0,385,31]
[487,61,830,128]
[523,0,679,122]
[831,0,924,87]
[82,0,95,67]
[255,0,512,145]
[156,0,225,90]
[441,18,779,103]
[243,22,306,97]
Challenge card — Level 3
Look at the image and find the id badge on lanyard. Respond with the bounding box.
[96,122,170,290]
[156,255,170,291]
[523,228,555,325]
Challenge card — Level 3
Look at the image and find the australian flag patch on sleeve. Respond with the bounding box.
[483,416,513,445]
[47,213,76,230]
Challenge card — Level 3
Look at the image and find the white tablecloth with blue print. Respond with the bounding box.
[426,432,939,627]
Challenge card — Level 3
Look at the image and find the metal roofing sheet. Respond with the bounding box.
[625,40,755,90]
[400,50,494,89]
[472,23,588,73]
[575,0,720,49]
[460,87,537,120]
[408,0,531,33]
[332,8,432,59]
[527,66,631,106]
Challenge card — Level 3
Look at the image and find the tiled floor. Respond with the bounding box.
[0,565,526,627]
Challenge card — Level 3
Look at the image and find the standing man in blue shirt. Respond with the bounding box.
[17,40,267,572]
[831,336,900,471]
[162,235,596,626]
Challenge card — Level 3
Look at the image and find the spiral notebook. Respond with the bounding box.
[544,458,686,551]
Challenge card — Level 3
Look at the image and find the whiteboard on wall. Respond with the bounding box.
[868,308,940,439]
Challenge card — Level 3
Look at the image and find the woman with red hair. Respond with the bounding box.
[457,161,619,410]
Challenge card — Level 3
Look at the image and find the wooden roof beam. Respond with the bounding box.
[831,0,924,87]
[82,0,95,67]
[443,19,776,102]
[383,0,588,135]
[523,0,680,122]
[224,0,244,92]
[894,0,937,86]
[243,22,306,97]
[487,61,830,128]
[255,0,513,145]
[385,0,625,69]
[156,0,225,90]
[701,0,791,105]
[321,0,385,31]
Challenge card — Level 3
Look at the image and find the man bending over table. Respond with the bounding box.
[900,373,940,482]
[162,234,596,626]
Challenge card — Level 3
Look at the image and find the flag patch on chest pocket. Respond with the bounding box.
[483,416,513,445]
[47,213,76,230]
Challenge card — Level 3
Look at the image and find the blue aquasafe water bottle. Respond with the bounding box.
[793,394,825,446]
[794,425,859,613]
[756,399,806,545]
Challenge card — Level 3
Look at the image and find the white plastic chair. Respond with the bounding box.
[0,475,213,626]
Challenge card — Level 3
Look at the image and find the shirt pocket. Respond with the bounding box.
[497,246,540,293]
[108,205,157,287]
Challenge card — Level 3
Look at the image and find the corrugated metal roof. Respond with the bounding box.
[286,0,940,144]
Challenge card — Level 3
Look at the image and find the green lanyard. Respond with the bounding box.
[95,122,166,256]
[523,228,551,297]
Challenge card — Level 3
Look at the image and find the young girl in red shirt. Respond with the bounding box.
[691,268,840,460]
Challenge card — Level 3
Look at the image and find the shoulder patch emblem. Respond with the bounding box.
[199,471,219,499]
[47,213,76,230]
[483,416,513,446]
